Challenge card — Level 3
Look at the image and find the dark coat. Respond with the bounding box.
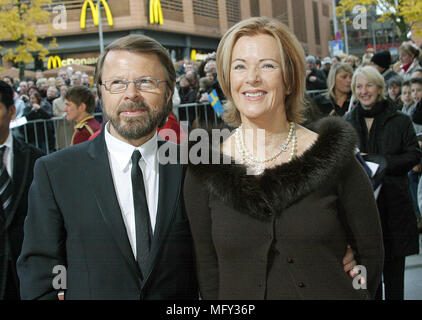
[184,117,384,300]
[17,129,198,300]
[0,137,44,299]
[313,93,351,117]
[306,68,327,91]
[345,100,421,258]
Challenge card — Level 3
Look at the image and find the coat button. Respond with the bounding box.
[298,282,305,288]
[287,258,294,263]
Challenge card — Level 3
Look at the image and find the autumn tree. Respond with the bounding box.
[336,0,422,41]
[0,0,56,78]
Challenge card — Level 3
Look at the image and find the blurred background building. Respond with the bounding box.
[0,0,335,70]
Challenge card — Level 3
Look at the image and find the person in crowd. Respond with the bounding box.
[81,73,90,87]
[58,69,70,86]
[331,55,341,64]
[184,16,382,300]
[305,55,327,90]
[53,85,74,149]
[186,70,199,95]
[18,81,29,103]
[46,86,59,106]
[345,55,359,70]
[196,77,213,102]
[47,77,56,88]
[64,85,101,146]
[0,81,44,300]
[312,63,353,117]
[206,71,217,83]
[91,87,103,123]
[178,74,196,104]
[55,76,65,88]
[371,50,398,83]
[401,80,414,115]
[399,41,421,81]
[411,77,422,107]
[35,70,43,80]
[22,91,54,153]
[321,57,332,78]
[17,34,198,300]
[3,76,13,88]
[361,53,374,66]
[36,78,49,98]
[386,76,403,109]
[345,66,420,300]
[177,56,191,76]
[71,72,82,86]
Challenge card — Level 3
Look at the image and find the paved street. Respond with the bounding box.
[405,235,422,300]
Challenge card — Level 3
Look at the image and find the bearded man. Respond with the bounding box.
[17,35,198,300]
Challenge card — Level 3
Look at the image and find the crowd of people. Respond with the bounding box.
[3,67,102,152]
[1,15,422,301]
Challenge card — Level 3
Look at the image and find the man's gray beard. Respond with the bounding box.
[106,100,170,140]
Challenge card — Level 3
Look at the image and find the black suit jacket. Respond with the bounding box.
[0,137,44,299]
[17,129,198,299]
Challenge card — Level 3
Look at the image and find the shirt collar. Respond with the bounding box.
[1,131,13,151]
[104,121,158,171]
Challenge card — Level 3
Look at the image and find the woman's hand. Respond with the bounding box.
[32,104,40,111]
[343,245,358,277]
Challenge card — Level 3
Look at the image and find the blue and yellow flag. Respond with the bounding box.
[208,89,224,117]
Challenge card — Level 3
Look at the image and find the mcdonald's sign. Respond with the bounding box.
[80,0,114,30]
[47,56,62,69]
[149,0,163,25]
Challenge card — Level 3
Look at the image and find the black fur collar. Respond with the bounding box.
[188,117,358,220]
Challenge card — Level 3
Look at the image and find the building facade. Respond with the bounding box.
[1,0,334,70]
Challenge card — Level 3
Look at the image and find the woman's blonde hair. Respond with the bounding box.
[216,16,306,127]
[399,41,421,60]
[326,63,353,102]
[351,66,385,102]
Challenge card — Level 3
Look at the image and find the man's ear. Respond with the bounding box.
[79,102,87,112]
[10,105,16,120]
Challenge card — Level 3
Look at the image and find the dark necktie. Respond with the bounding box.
[0,146,13,216]
[131,150,152,278]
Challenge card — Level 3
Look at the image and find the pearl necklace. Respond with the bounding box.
[235,122,297,174]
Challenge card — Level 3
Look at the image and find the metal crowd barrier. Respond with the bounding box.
[15,90,328,155]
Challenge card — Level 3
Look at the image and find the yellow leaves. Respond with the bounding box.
[0,0,54,65]
[336,0,422,39]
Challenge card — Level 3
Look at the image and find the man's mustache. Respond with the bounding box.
[117,101,150,114]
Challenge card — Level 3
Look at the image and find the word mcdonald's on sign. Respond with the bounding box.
[80,0,114,29]
[149,0,163,25]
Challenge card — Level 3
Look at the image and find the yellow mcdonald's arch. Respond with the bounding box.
[149,0,163,25]
[80,0,114,30]
[47,56,62,69]
[190,49,197,61]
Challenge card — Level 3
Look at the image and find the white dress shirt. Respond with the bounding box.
[104,122,159,259]
[0,132,14,178]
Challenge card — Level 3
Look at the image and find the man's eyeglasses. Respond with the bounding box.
[100,77,166,93]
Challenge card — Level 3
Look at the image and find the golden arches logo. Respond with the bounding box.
[149,0,163,25]
[47,56,62,69]
[80,0,114,29]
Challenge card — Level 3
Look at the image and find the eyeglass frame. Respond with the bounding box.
[99,77,167,93]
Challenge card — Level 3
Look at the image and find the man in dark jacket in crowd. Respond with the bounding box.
[371,50,398,83]
[306,55,327,91]
[0,81,44,300]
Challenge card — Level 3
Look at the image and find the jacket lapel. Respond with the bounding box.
[87,128,142,285]
[141,141,183,288]
[7,138,30,228]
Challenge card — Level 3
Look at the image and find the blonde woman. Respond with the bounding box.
[345,66,421,300]
[399,41,421,81]
[184,17,384,300]
[313,63,353,117]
